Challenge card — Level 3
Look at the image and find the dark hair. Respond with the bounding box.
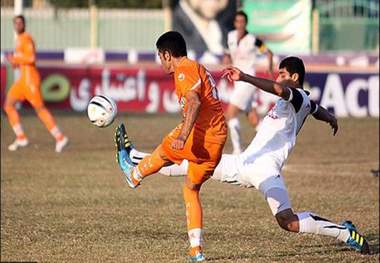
[14,15,25,24]
[156,31,187,57]
[279,56,305,85]
[235,10,248,23]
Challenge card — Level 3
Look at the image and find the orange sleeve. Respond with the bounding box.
[175,66,201,97]
[11,36,36,65]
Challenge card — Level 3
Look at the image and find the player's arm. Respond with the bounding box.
[222,66,296,100]
[255,38,274,77]
[9,38,36,65]
[171,90,201,150]
[222,52,232,65]
[311,103,338,136]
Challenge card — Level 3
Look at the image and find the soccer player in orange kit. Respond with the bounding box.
[115,31,227,262]
[4,15,68,152]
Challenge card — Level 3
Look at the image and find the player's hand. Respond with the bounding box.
[329,116,338,136]
[222,66,243,82]
[6,54,16,67]
[171,137,185,150]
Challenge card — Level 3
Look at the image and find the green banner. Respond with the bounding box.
[243,0,311,53]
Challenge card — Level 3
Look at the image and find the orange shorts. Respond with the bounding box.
[161,130,225,185]
[7,74,43,108]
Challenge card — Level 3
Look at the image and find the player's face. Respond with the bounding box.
[276,67,296,83]
[158,51,173,74]
[187,0,227,20]
[234,15,247,31]
[13,18,25,34]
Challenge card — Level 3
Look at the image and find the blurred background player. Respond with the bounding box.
[115,31,227,262]
[4,15,68,152]
[223,10,274,154]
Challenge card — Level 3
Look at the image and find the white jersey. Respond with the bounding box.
[226,30,264,74]
[240,88,318,172]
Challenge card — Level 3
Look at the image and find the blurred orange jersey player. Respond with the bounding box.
[115,31,227,262]
[4,15,68,152]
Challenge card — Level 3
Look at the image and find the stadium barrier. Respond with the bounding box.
[0,64,378,117]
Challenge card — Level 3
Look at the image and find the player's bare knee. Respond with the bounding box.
[225,105,239,120]
[185,177,201,191]
[34,105,45,113]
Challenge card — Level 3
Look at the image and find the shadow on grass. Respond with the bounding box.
[367,233,380,255]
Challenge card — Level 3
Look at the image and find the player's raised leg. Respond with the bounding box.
[115,123,171,188]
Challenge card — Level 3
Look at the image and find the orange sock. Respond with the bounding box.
[4,104,26,140]
[36,107,64,141]
[183,185,203,248]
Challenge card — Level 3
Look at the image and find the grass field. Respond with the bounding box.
[1,112,379,262]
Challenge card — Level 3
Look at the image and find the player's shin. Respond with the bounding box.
[135,150,167,182]
[36,107,64,141]
[183,185,203,253]
[297,212,350,242]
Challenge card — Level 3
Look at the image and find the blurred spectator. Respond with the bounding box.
[172,0,236,61]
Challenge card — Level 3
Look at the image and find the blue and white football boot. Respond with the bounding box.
[342,220,370,254]
[189,251,206,262]
[115,123,139,188]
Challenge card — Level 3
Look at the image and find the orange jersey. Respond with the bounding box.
[11,32,39,80]
[7,32,42,107]
[173,57,227,144]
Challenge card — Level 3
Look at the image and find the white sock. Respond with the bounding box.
[228,118,241,154]
[297,212,350,242]
[49,126,63,140]
[129,148,149,166]
[132,166,143,182]
[188,228,203,248]
[12,124,26,138]
[159,160,189,176]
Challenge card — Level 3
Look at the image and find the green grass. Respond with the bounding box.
[1,112,379,262]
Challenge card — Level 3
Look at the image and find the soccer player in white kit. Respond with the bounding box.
[119,56,370,255]
[223,11,274,154]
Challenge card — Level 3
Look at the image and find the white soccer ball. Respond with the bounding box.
[87,95,117,128]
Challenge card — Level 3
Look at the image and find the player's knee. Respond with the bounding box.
[225,105,239,120]
[185,178,201,191]
[33,105,45,113]
[4,102,14,114]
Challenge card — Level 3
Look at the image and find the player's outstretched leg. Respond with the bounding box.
[262,182,370,255]
[115,123,140,188]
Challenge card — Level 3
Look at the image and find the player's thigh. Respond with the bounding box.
[6,81,25,104]
[187,161,216,185]
[262,176,292,216]
[24,78,44,109]
[229,82,256,112]
[187,142,224,185]
[211,153,240,183]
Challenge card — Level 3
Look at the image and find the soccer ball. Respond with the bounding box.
[87,95,117,128]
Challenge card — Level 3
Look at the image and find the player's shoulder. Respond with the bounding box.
[175,58,199,75]
[227,30,237,39]
[21,32,34,41]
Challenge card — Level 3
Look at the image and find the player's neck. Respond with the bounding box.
[172,56,187,70]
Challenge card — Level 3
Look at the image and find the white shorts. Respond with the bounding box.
[212,154,291,215]
[229,81,259,112]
